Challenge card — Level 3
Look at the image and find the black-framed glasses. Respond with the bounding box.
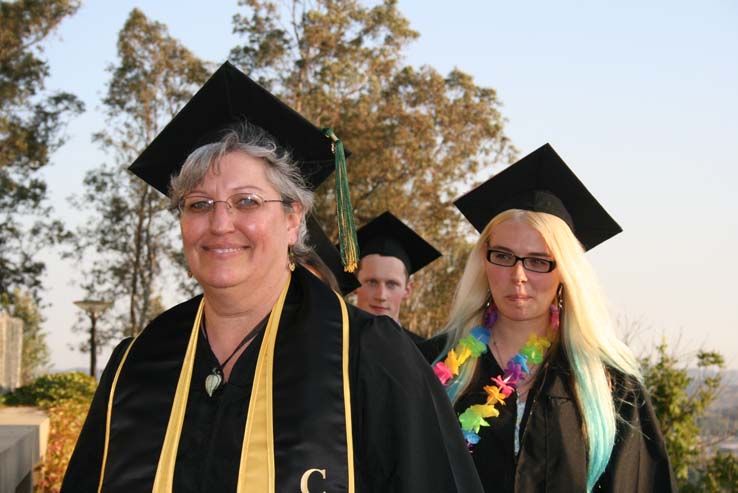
[179,192,289,215]
[486,249,557,273]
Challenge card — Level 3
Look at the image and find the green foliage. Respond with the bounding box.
[2,372,96,408]
[3,371,96,493]
[683,452,738,493]
[65,8,209,341]
[230,0,513,333]
[0,0,83,299]
[1,289,51,383]
[641,340,725,488]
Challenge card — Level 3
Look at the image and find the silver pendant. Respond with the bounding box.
[205,370,223,397]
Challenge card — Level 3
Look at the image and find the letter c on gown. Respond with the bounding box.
[300,468,327,493]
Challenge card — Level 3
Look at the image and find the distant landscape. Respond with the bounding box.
[690,369,738,453]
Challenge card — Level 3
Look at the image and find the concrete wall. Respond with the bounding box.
[0,408,49,493]
[0,426,37,493]
[0,312,23,393]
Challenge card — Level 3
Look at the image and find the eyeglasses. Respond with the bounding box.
[179,192,288,215]
[486,249,557,273]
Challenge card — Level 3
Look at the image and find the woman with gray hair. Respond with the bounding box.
[62,62,482,493]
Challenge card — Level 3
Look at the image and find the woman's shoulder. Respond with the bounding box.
[605,366,652,412]
[127,295,204,341]
[145,295,203,327]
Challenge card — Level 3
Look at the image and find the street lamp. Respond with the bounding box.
[74,299,112,377]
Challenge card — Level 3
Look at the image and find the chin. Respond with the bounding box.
[500,306,544,323]
[198,273,249,291]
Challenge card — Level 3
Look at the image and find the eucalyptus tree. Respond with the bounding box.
[68,9,208,339]
[0,0,83,300]
[230,0,514,333]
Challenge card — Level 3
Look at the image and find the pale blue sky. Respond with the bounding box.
[38,1,738,369]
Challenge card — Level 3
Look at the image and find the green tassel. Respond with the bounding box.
[323,128,359,272]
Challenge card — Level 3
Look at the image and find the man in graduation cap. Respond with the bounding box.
[353,211,441,340]
[61,62,483,493]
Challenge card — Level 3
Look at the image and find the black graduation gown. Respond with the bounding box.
[62,268,482,493]
[420,336,677,493]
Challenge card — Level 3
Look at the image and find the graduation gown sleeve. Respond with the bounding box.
[61,338,133,492]
[349,310,483,493]
[596,374,677,492]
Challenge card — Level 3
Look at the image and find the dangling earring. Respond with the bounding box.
[187,270,193,278]
[483,296,498,328]
[549,284,563,331]
[288,247,296,272]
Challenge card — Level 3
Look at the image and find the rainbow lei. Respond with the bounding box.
[433,306,558,448]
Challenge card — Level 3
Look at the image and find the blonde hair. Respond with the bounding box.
[440,209,640,491]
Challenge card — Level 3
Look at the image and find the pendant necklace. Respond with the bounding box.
[201,315,262,397]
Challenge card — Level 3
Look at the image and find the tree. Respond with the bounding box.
[0,288,51,383]
[230,0,513,333]
[66,9,209,340]
[686,451,738,493]
[641,340,724,487]
[0,0,84,300]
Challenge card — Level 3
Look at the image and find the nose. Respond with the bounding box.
[209,201,236,234]
[375,284,388,301]
[511,262,528,284]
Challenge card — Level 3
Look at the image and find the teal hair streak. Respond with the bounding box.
[570,349,616,492]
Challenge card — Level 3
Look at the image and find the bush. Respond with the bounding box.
[37,399,92,493]
[2,372,97,409]
[2,372,97,492]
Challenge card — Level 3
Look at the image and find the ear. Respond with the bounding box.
[402,279,413,300]
[285,202,303,245]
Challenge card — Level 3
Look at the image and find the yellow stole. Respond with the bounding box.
[97,275,355,492]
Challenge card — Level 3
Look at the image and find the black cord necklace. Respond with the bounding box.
[201,315,263,397]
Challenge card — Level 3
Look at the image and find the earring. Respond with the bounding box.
[288,247,296,272]
[483,297,497,328]
[187,270,193,278]
[549,284,563,331]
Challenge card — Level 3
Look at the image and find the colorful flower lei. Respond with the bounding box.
[433,304,559,447]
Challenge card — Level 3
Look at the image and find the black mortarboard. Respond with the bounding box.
[356,212,442,276]
[129,61,342,194]
[453,143,621,250]
[306,215,361,295]
[128,61,360,270]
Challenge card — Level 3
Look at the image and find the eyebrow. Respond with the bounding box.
[488,245,552,258]
[233,185,266,192]
[187,185,266,195]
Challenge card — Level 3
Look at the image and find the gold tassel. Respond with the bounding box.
[323,128,359,272]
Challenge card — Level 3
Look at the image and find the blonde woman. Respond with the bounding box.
[424,144,675,492]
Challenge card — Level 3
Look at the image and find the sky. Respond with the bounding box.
[35,0,738,370]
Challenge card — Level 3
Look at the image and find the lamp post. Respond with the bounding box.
[74,299,112,377]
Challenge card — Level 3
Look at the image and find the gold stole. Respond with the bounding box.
[97,275,355,492]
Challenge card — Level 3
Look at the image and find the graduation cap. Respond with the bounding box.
[356,211,442,276]
[306,215,361,295]
[453,143,621,251]
[128,61,359,270]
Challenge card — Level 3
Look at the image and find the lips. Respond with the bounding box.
[369,305,389,312]
[203,245,248,254]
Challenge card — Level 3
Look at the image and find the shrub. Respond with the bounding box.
[2,372,96,409]
[3,372,97,492]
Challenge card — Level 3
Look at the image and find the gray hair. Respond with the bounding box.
[169,122,315,255]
